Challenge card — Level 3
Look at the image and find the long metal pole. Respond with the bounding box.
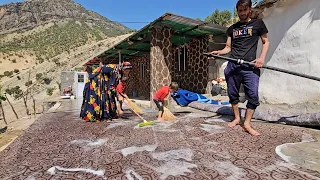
[118,51,121,66]
[118,51,121,83]
[203,53,320,82]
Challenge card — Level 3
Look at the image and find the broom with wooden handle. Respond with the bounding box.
[161,99,176,121]
[123,97,143,115]
[203,53,320,82]
[162,107,176,121]
[123,101,155,127]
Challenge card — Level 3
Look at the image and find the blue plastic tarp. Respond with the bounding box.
[171,89,229,106]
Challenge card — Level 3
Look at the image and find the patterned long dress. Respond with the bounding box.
[80,64,120,122]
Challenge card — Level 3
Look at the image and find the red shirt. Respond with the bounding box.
[153,86,170,102]
[116,82,126,94]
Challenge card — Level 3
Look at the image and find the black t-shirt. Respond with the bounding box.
[227,19,268,61]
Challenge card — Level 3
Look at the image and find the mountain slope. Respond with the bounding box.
[0,0,130,34]
[0,0,132,65]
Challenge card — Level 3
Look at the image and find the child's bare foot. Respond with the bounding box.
[119,110,124,115]
[228,119,240,128]
[242,124,260,136]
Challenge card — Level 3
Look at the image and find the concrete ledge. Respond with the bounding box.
[46,102,62,113]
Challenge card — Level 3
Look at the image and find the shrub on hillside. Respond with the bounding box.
[43,77,51,85]
[36,56,44,64]
[5,86,23,100]
[46,87,55,96]
[36,73,43,81]
[3,71,13,77]
[25,80,32,87]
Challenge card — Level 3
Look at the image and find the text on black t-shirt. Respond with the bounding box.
[227,19,268,61]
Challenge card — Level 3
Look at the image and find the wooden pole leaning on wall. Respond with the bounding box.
[4,94,18,120]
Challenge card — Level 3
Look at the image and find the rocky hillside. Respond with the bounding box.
[0,0,132,67]
[0,0,130,34]
[0,0,133,109]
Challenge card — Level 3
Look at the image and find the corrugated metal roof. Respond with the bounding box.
[166,13,228,33]
[93,12,227,61]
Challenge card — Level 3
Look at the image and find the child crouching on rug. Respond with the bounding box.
[153,82,179,121]
[116,77,128,115]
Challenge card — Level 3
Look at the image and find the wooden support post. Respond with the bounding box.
[24,70,31,116]
[0,101,7,126]
[32,97,36,118]
[4,94,18,120]
[23,95,30,115]
[27,70,31,100]
[42,103,45,114]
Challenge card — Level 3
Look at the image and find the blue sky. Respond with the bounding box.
[0,0,238,30]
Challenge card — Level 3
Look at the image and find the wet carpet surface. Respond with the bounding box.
[0,109,320,180]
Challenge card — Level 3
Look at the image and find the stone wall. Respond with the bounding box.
[127,56,150,99]
[125,27,226,106]
[149,24,173,108]
[172,38,209,94]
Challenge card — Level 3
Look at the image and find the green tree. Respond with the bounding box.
[204,9,232,26]
[233,7,239,23]
[219,10,233,26]
[195,17,202,21]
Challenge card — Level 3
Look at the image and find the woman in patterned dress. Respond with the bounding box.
[79,65,93,119]
[80,59,132,122]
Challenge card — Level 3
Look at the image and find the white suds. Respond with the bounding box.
[47,166,104,176]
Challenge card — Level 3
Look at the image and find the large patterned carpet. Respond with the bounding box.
[0,108,320,179]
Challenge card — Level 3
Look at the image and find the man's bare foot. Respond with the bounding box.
[242,124,260,136]
[228,119,240,128]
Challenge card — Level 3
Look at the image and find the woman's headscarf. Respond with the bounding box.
[122,62,132,71]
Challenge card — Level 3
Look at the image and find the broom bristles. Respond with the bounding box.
[126,98,143,114]
[162,107,176,121]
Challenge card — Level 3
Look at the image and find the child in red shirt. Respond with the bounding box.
[116,77,128,114]
[153,82,179,121]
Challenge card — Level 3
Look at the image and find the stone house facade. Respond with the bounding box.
[85,13,227,108]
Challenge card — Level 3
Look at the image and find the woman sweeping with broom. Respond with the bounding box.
[80,60,132,122]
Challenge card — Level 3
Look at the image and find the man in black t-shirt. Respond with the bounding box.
[210,0,270,136]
